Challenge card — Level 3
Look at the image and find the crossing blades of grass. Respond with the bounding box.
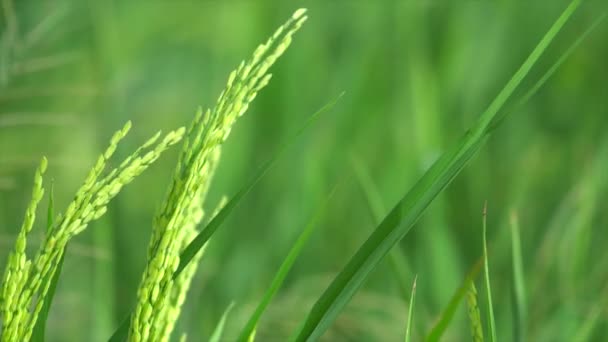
[425,257,483,342]
[292,1,581,340]
[209,302,235,342]
[483,203,497,342]
[235,184,339,342]
[175,94,343,278]
[350,155,413,299]
[510,211,526,342]
[487,12,606,133]
[107,95,342,342]
[405,275,417,342]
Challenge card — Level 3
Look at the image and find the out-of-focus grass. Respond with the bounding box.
[1,0,607,341]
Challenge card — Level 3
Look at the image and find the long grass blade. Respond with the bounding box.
[510,211,526,342]
[482,203,497,342]
[488,12,606,133]
[209,302,236,342]
[425,257,483,342]
[292,2,580,340]
[405,275,417,342]
[236,185,339,342]
[350,155,413,298]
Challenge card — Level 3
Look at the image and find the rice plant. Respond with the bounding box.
[0,122,184,340]
[2,1,607,341]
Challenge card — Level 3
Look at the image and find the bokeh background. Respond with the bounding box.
[1,0,607,341]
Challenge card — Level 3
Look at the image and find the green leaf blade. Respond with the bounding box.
[425,257,483,342]
[209,302,235,342]
[510,212,526,342]
[292,2,580,339]
[236,185,338,342]
[483,204,497,342]
[405,276,417,342]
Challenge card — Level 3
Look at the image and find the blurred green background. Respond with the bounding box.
[1,0,607,341]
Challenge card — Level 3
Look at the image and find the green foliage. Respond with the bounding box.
[404,276,417,342]
[2,1,608,341]
[510,212,526,342]
[292,1,582,340]
[352,156,414,299]
[237,185,337,342]
[209,302,235,342]
[482,204,497,342]
[425,258,483,342]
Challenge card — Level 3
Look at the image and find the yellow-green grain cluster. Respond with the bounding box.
[0,157,47,338]
[466,281,484,342]
[128,8,308,342]
[0,122,184,341]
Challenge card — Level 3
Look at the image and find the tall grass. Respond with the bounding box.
[292,1,582,340]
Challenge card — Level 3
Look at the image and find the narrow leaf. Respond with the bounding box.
[510,211,526,342]
[236,185,339,342]
[405,276,417,342]
[488,11,607,133]
[483,203,497,342]
[209,302,236,342]
[351,155,413,298]
[425,257,483,342]
[572,286,608,342]
[292,2,580,340]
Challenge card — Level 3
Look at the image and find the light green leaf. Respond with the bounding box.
[405,276,417,342]
[483,204,497,342]
[425,258,483,342]
[209,302,235,342]
[236,185,339,342]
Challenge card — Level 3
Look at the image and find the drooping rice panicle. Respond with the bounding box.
[128,9,308,342]
[0,122,184,341]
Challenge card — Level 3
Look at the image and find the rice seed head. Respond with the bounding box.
[0,157,47,333]
[466,281,484,342]
[0,124,183,341]
[128,8,307,342]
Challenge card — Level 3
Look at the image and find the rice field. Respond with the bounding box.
[1,1,607,341]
